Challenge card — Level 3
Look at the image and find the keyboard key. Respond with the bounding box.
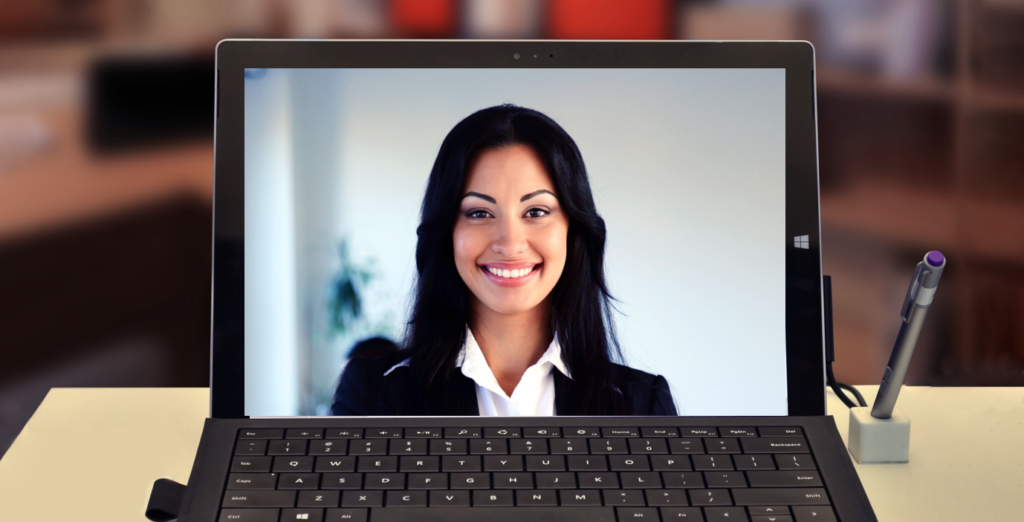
[444,428,481,438]
[691,455,733,471]
[357,456,397,472]
[227,473,277,490]
[790,506,836,521]
[341,491,382,507]
[564,427,601,438]
[679,428,718,438]
[757,427,804,438]
[405,429,442,438]
[567,455,608,470]
[399,456,439,472]
[325,429,362,439]
[669,439,704,454]
[320,473,362,489]
[592,439,629,454]
[703,472,746,488]
[601,427,639,437]
[659,507,703,520]
[315,457,356,473]
[239,429,284,439]
[364,473,404,489]
[325,508,367,522]
[297,490,339,508]
[232,456,272,473]
[236,440,268,455]
[483,455,523,471]
[450,472,489,489]
[281,508,323,522]
[748,507,789,516]
[390,439,426,455]
[579,472,619,489]
[470,439,507,454]
[651,455,691,471]
[510,439,547,454]
[774,455,816,470]
[273,457,314,473]
[429,490,469,506]
[222,490,296,508]
[688,489,732,506]
[535,472,575,489]
[731,488,829,506]
[484,428,521,438]
[550,439,587,454]
[349,440,386,455]
[644,489,688,506]
[609,455,650,471]
[705,438,740,454]
[217,508,279,522]
[369,507,616,522]
[524,428,560,438]
[733,455,775,471]
[525,455,565,471]
[704,506,747,521]
[268,440,308,456]
[309,440,346,455]
[629,438,669,454]
[560,490,603,506]
[740,439,810,454]
[385,490,426,507]
[642,427,679,438]
[661,472,704,489]
[277,473,319,489]
[621,472,661,489]
[516,490,558,506]
[286,429,323,439]
[407,473,447,489]
[602,490,645,506]
[365,429,402,438]
[751,515,792,522]
[430,439,467,455]
[616,508,659,520]
[746,471,822,488]
[720,428,758,437]
[493,472,533,489]
[473,490,513,506]
[442,455,481,472]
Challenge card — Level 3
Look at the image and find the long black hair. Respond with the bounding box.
[404,104,628,415]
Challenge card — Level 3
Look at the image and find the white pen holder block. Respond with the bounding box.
[848,406,910,463]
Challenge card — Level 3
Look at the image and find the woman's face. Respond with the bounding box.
[454,144,569,317]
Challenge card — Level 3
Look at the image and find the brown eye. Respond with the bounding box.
[525,208,549,219]
[467,210,492,220]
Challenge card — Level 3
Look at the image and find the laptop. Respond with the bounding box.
[173,40,875,522]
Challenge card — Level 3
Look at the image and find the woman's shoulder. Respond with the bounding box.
[609,363,677,416]
[331,351,412,415]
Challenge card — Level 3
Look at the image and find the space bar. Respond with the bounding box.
[369,507,616,522]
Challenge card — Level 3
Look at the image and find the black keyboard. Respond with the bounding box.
[195,418,874,522]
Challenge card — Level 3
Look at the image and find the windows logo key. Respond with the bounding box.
[794,235,810,249]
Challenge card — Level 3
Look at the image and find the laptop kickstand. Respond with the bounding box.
[146,478,187,522]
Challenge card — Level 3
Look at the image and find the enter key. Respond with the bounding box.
[746,471,823,488]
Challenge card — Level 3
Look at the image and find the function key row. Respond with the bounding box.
[239,427,805,440]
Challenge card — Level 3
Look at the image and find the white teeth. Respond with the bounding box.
[487,267,534,279]
[502,269,511,278]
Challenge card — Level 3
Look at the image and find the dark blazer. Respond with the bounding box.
[331,352,677,416]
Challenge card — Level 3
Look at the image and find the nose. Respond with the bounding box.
[491,213,527,257]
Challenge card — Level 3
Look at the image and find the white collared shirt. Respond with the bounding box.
[384,328,570,416]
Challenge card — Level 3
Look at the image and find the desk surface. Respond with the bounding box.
[0,386,1022,521]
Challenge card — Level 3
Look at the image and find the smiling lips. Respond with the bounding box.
[479,263,540,287]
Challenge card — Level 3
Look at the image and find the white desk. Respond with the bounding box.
[0,386,1022,521]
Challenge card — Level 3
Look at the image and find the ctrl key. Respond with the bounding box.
[219,509,279,522]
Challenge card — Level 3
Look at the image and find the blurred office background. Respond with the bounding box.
[1,0,1023,456]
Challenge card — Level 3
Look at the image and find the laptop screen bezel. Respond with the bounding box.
[211,40,825,418]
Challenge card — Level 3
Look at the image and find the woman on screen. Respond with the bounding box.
[331,104,675,416]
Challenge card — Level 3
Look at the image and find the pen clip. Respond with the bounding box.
[900,262,929,322]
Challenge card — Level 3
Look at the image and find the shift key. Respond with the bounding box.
[222,490,296,508]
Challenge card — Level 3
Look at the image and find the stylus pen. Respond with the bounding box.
[871,250,946,419]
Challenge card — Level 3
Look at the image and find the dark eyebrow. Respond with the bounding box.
[462,192,496,204]
[521,189,555,202]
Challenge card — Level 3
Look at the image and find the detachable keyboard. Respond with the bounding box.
[177,417,875,522]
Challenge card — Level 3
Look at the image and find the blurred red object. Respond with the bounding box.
[390,0,456,38]
[549,0,669,40]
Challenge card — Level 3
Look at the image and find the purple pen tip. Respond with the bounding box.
[927,250,944,266]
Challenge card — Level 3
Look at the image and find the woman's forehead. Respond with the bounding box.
[464,144,555,195]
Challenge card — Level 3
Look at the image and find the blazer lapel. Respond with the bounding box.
[449,372,480,416]
[553,370,576,416]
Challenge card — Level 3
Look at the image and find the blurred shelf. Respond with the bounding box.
[817,69,956,104]
[968,86,1024,112]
